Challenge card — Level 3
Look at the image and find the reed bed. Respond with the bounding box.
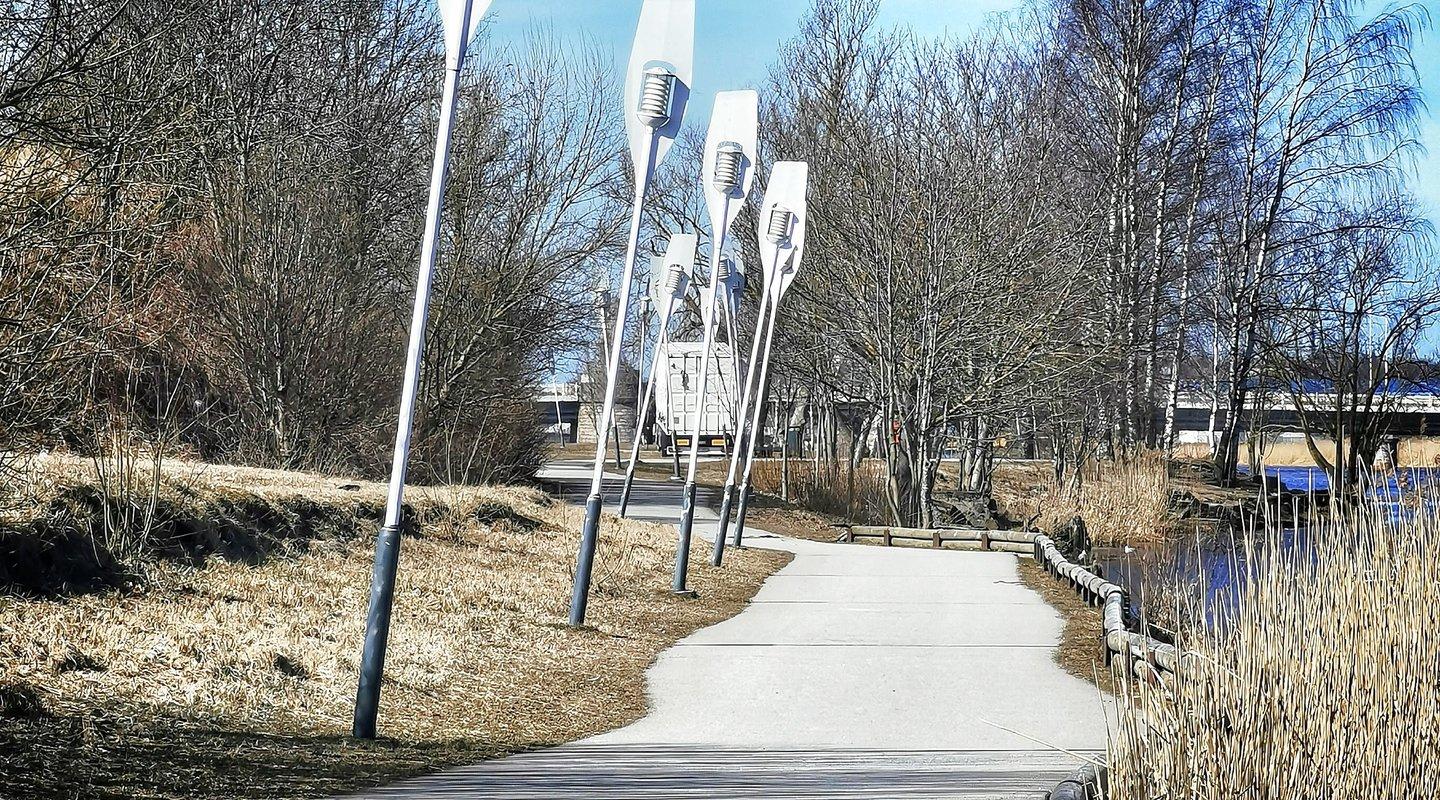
[1004,451,1176,545]
[1177,436,1440,468]
[748,457,890,525]
[1107,496,1440,797]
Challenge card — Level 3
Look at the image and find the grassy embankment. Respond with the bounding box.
[0,454,788,800]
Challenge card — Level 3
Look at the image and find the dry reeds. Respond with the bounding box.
[1177,436,1440,469]
[748,457,889,524]
[1008,451,1175,545]
[1107,497,1440,797]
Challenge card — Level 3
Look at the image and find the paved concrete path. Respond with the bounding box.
[348,461,1108,799]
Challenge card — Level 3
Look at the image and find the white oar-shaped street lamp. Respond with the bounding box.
[719,250,746,434]
[672,89,758,594]
[618,234,696,517]
[715,161,808,560]
[353,0,492,740]
[569,0,693,627]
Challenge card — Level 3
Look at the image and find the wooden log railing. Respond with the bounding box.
[1030,530,1189,798]
[1030,532,1181,687]
[832,524,1035,553]
[833,524,1181,684]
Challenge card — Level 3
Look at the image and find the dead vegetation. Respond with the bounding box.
[0,456,789,800]
[995,453,1178,545]
[1107,500,1440,797]
[734,505,842,543]
[748,457,890,525]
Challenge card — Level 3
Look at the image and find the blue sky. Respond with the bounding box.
[486,0,1438,225]
[484,1,1023,138]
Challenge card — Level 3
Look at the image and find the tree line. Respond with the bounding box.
[750,0,1434,523]
[5,0,1434,520]
[3,0,624,482]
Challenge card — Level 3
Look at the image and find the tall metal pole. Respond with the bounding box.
[672,89,757,586]
[619,304,673,518]
[554,393,565,446]
[620,243,693,517]
[721,267,745,439]
[632,293,652,465]
[567,0,692,627]
[712,288,772,564]
[595,287,625,470]
[731,298,783,549]
[673,215,730,593]
[571,144,654,625]
[724,160,809,551]
[353,0,484,741]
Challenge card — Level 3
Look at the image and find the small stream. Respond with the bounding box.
[1091,465,1440,628]
[1092,527,1305,628]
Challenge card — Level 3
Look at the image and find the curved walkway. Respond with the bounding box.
[347,461,1108,799]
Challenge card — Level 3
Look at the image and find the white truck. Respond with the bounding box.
[653,341,741,455]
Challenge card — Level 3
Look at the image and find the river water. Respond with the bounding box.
[1092,465,1438,627]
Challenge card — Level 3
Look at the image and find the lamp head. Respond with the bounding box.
[701,90,758,237]
[623,0,694,170]
[756,161,809,300]
[636,62,678,128]
[652,232,696,331]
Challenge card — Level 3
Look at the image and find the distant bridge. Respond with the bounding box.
[1169,382,1440,441]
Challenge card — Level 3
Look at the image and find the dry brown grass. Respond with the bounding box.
[1106,501,1440,798]
[1261,436,1440,467]
[996,453,1177,546]
[0,456,789,800]
[1176,436,1440,468]
[990,461,1053,524]
[1016,559,1115,695]
[738,505,843,543]
[748,457,889,524]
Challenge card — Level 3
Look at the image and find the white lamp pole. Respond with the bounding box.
[672,90,758,593]
[635,290,654,448]
[719,161,809,553]
[720,251,746,433]
[569,0,693,626]
[593,282,625,469]
[711,257,772,566]
[619,236,695,517]
[353,0,492,740]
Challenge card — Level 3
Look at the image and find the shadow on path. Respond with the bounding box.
[354,743,1096,799]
